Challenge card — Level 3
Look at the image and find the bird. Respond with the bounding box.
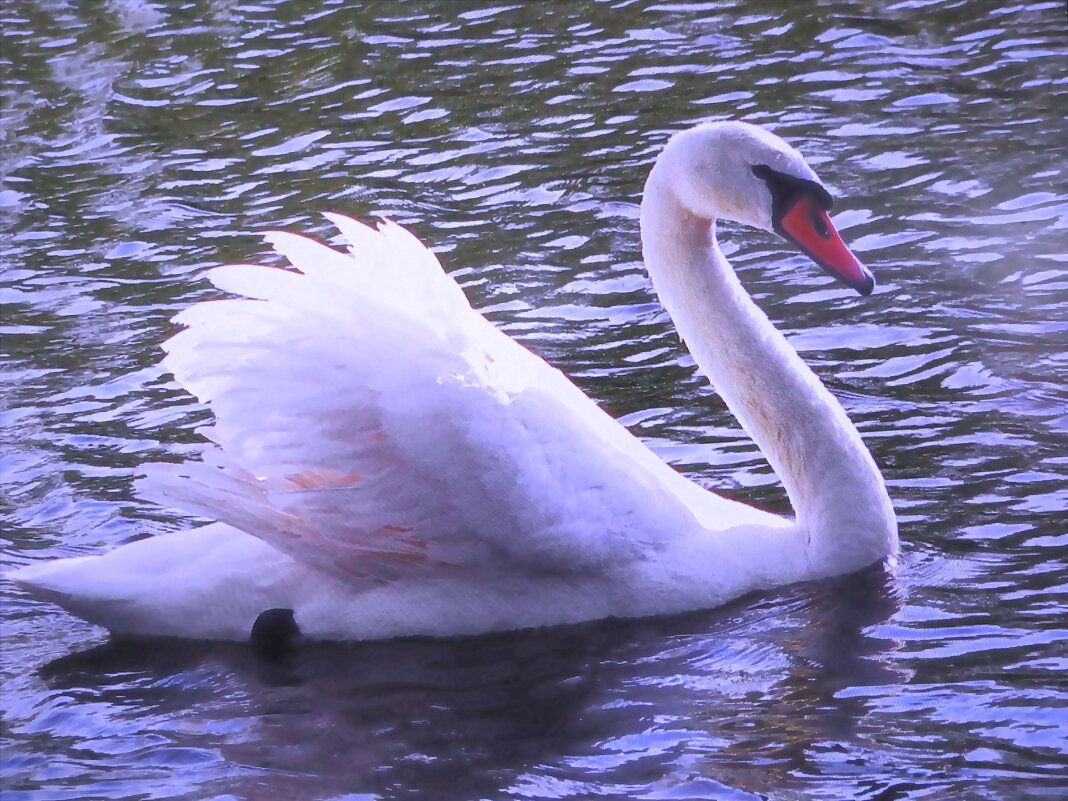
[11,121,897,642]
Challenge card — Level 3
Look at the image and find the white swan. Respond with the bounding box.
[11,122,897,641]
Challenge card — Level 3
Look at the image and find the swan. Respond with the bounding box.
[11,122,897,641]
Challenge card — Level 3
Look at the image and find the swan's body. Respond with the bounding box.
[11,122,896,641]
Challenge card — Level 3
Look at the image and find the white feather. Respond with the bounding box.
[145,219,757,582]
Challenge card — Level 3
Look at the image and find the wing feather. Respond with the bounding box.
[142,216,729,582]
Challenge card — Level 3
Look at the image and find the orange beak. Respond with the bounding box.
[777,195,875,296]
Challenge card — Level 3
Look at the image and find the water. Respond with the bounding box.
[2,1,1066,799]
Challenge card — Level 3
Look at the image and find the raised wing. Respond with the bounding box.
[140,215,751,583]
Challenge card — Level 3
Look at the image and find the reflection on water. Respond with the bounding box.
[23,569,903,801]
[2,0,1066,799]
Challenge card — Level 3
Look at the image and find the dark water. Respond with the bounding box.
[2,1,1066,799]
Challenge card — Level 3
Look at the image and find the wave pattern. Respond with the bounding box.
[2,1,1065,799]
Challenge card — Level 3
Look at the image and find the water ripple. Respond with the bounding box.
[2,1,1067,799]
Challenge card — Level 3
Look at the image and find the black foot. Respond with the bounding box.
[250,608,302,659]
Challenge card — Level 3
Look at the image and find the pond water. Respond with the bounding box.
[2,1,1066,799]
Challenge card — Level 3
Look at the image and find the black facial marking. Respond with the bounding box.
[751,164,834,234]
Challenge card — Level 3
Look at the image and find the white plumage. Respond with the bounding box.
[12,123,897,641]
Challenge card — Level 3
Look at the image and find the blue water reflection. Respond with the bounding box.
[2,1,1066,799]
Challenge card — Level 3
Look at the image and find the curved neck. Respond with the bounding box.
[640,169,895,566]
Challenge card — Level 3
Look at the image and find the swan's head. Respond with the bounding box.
[653,121,875,295]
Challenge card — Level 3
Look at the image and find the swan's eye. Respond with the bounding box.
[811,207,830,238]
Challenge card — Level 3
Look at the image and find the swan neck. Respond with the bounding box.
[640,170,895,564]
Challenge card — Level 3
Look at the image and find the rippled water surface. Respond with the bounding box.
[3,1,1066,799]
